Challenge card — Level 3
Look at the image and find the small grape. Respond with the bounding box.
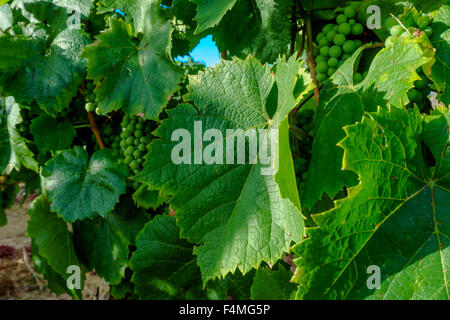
[333,25,339,32]
[407,88,423,102]
[344,6,356,18]
[125,146,134,155]
[95,107,101,115]
[316,73,327,82]
[328,57,339,68]
[129,160,140,171]
[401,30,413,39]
[414,78,428,90]
[390,25,403,36]
[124,156,133,164]
[85,102,96,112]
[354,73,363,83]
[137,158,144,164]
[329,45,342,58]
[320,46,330,57]
[135,130,143,138]
[323,24,334,33]
[316,33,326,42]
[319,38,331,47]
[342,40,356,53]
[352,23,364,35]
[104,126,113,136]
[138,144,147,152]
[384,17,398,30]
[326,30,337,41]
[139,137,147,143]
[385,36,394,48]
[354,40,362,47]
[136,122,144,130]
[342,53,350,60]
[126,123,135,132]
[316,61,328,73]
[333,33,346,46]
[133,150,142,159]
[316,55,327,62]
[336,14,347,24]
[338,23,351,36]
[348,19,356,26]
[327,68,336,76]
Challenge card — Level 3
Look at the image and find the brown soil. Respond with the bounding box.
[0,196,110,300]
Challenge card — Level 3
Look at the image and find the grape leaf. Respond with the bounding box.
[0,207,6,226]
[73,215,130,285]
[212,0,291,64]
[130,215,202,299]
[27,195,85,296]
[429,4,449,105]
[83,17,182,120]
[293,107,449,299]
[135,55,307,283]
[250,264,296,300]
[30,113,75,153]
[0,36,43,71]
[132,184,167,210]
[303,37,431,208]
[190,0,237,33]
[0,96,38,174]
[41,147,129,222]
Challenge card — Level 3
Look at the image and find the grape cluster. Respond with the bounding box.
[407,70,432,111]
[293,109,315,194]
[384,12,433,44]
[84,81,98,114]
[119,115,153,189]
[314,2,365,83]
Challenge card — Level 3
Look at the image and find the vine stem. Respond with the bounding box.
[306,10,320,105]
[88,112,105,149]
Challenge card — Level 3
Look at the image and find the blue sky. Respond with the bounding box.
[176,35,221,67]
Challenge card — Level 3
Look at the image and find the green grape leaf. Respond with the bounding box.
[1,28,91,115]
[429,4,449,105]
[41,147,129,222]
[27,195,85,297]
[0,207,6,226]
[73,215,130,285]
[293,107,449,300]
[132,184,167,210]
[303,37,431,208]
[83,17,182,120]
[191,0,237,33]
[130,215,202,299]
[250,264,296,300]
[30,113,75,153]
[135,55,307,283]
[212,0,291,64]
[0,35,43,75]
[0,97,38,174]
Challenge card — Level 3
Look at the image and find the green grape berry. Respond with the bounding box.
[316,55,327,62]
[95,107,101,115]
[135,130,143,138]
[352,23,364,35]
[401,30,413,39]
[319,37,330,47]
[85,102,96,112]
[390,25,403,36]
[316,73,327,82]
[323,23,334,33]
[137,158,144,164]
[407,88,423,102]
[124,156,133,165]
[343,40,356,53]
[133,150,142,158]
[126,136,134,145]
[423,27,433,37]
[384,17,398,30]
[329,45,342,58]
[328,57,339,68]
[354,40,362,47]
[354,72,363,83]
[320,46,330,57]
[129,160,140,171]
[326,30,337,41]
[344,6,356,18]
[385,36,394,48]
[348,19,356,26]
[338,23,351,36]
[316,61,328,73]
[125,146,134,155]
[136,122,144,130]
[333,33,346,46]
[138,143,147,152]
[316,32,326,42]
[336,14,347,24]
[342,53,350,60]
[327,68,336,76]
[414,78,428,90]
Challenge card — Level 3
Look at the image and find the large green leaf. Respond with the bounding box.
[430,4,449,105]
[130,214,203,299]
[190,0,237,33]
[30,113,75,153]
[293,107,449,299]
[0,97,38,174]
[83,15,182,120]
[250,264,296,300]
[212,0,291,64]
[303,37,431,208]
[41,147,129,222]
[135,55,308,283]
[27,195,85,297]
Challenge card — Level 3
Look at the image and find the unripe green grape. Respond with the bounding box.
[316,32,326,42]
[385,36,394,48]
[316,73,327,82]
[319,37,330,47]
[407,88,423,102]
[135,130,143,138]
[134,138,140,145]
[119,140,127,149]
[421,86,431,97]
[95,107,101,115]
[120,131,127,139]
[126,123,135,132]
[424,27,433,36]
[333,33,346,46]
[136,122,143,130]
[348,19,356,26]
[384,17,398,30]
[104,126,113,136]
[414,78,428,90]
[354,73,363,83]
[343,40,356,53]
[328,57,339,68]
[354,40,362,47]
[390,25,403,36]
[139,137,147,143]
[352,23,364,35]
[320,46,330,57]
[316,61,328,73]
[85,102,96,112]
[336,14,347,24]
[133,150,142,158]
[126,136,134,145]
[333,25,339,32]
[124,156,133,164]
[138,143,147,152]
[326,30,337,41]
[329,45,342,58]
[344,6,356,18]
[338,23,351,36]
[342,53,350,60]
[129,160,140,171]
[401,30,413,39]
[316,55,327,62]
[137,158,144,164]
[323,24,334,33]
[327,68,336,76]
[125,146,134,155]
